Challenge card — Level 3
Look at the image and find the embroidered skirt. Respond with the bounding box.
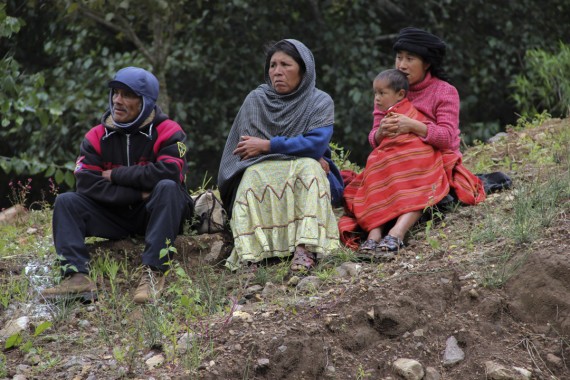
[225,158,340,270]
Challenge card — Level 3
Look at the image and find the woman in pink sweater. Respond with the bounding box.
[340,27,485,253]
[369,27,461,156]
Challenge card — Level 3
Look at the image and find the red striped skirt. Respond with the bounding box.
[339,134,485,249]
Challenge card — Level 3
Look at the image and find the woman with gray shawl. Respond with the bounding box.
[218,39,343,272]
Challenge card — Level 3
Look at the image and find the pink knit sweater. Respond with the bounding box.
[368,72,461,156]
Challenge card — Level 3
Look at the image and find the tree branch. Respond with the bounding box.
[78,6,155,65]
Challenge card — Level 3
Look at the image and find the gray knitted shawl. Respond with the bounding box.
[217,39,334,210]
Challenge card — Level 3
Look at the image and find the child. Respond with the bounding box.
[373,68,428,138]
[339,69,447,253]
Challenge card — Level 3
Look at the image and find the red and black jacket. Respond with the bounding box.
[74,108,188,206]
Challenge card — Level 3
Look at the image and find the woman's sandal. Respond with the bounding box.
[378,235,405,252]
[290,246,316,272]
[358,239,378,253]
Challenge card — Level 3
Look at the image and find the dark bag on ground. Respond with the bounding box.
[476,171,513,194]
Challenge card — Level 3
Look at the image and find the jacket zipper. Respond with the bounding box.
[126,134,131,166]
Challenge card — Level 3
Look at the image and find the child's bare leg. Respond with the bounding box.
[367,227,383,242]
[387,210,422,240]
[359,226,384,251]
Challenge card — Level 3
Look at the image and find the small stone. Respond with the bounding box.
[546,353,562,367]
[0,316,30,338]
[16,364,31,374]
[245,284,263,295]
[232,311,253,323]
[63,356,86,369]
[145,354,165,370]
[257,358,270,369]
[393,358,424,380]
[424,366,441,380]
[324,365,336,378]
[484,360,523,379]
[203,239,227,265]
[177,332,197,354]
[339,262,361,277]
[296,276,322,292]
[262,282,279,298]
[488,132,508,143]
[459,272,476,280]
[512,366,532,379]
[25,353,41,365]
[334,266,348,278]
[288,276,300,286]
[443,336,465,366]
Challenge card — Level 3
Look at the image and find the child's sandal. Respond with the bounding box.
[378,235,404,252]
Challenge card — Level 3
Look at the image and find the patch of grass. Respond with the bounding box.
[510,173,569,244]
[89,250,129,296]
[324,246,358,267]
[0,274,29,310]
[314,266,337,282]
[481,246,528,289]
[511,111,552,131]
[0,351,7,377]
[0,224,23,258]
[1,116,568,378]
[465,140,499,174]
[189,264,230,315]
[177,334,210,373]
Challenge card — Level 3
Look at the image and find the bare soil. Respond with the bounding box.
[1,120,569,379]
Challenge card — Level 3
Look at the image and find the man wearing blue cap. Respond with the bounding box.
[42,67,192,304]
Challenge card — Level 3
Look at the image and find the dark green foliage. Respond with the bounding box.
[2,0,569,199]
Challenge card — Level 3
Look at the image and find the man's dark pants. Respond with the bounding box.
[53,179,191,275]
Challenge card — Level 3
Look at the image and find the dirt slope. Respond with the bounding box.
[1,119,569,380]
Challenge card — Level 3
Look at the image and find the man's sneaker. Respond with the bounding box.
[41,273,97,302]
[133,267,166,304]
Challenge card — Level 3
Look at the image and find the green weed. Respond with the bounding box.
[0,352,7,377]
[0,275,29,310]
[481,246,527,289]
[510,174,569,243]
[356,363,371,379]
[314,266,337,282]
[330,141,362,172]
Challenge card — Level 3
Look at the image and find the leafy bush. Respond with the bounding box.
[510,42,570,118]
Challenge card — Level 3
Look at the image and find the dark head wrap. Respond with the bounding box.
[393,27,448,81]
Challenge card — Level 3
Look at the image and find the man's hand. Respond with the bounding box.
[102,169,113,182]
[233,136,270,160]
